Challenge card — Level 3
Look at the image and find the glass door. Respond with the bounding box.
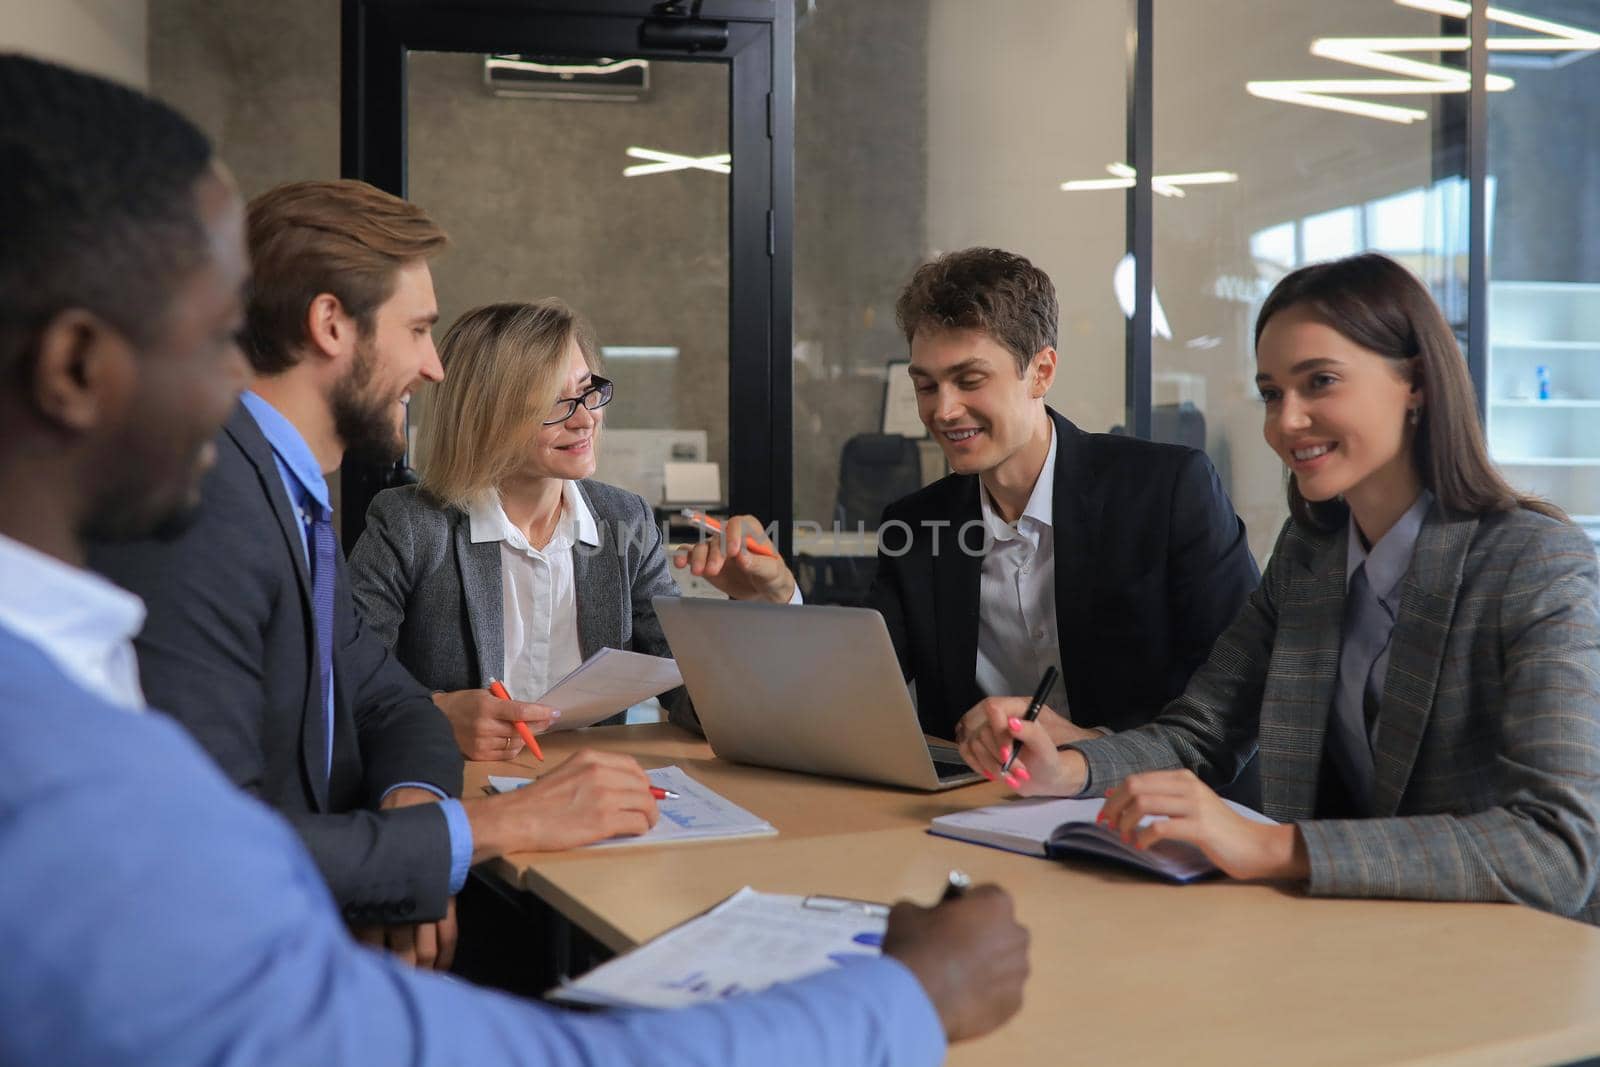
[339,0,792,552]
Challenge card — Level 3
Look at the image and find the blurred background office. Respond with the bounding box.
[8,0,1598,591]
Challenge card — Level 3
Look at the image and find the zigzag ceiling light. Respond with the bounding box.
[1246,0,1600,124]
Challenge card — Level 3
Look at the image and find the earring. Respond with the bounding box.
[1407,407,1421,427]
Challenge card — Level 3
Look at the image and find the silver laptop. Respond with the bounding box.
[653,597,982,791]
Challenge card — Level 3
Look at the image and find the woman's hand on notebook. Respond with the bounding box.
[1099,770,1309,882]
[955,696,1095,792]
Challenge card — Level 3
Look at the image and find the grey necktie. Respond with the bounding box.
[1330,562,1397,805]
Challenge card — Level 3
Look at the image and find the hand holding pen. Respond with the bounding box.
[881,872,1029,1044]
[1001,666,1058,777]
[671,510,798,603]
[487,678,545,762]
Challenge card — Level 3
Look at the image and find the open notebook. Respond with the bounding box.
[930,795,1276,883]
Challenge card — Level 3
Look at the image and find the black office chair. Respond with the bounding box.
[834,433,924,531]
[1111,401,1207,452]
[802,433,924,606]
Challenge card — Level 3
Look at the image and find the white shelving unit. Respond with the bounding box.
[1487,281,1600,542]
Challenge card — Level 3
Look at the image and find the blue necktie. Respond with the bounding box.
[310,502,337,782]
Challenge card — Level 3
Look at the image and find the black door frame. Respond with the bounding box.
[339,0,794,553]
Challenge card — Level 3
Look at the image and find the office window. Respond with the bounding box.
[1152,0,1468,566]
[1484,0,1600,541]
[790,0,1129,563]
[405,52,731,506]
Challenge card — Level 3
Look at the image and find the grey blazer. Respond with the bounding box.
[1074,502,1600,923]
[348,481,697,732]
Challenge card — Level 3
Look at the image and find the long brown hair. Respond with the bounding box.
[1255,253,1563,531]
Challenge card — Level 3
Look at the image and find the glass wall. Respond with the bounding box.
[790,0,1130,567]
[1152,0,1469,567]
[1484,0,1600,541]
[406,51,731,510]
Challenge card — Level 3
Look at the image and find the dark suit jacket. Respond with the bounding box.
[1074,504,1600,922]
[347,481,695,731]
[90,404,463,926]
[871,408,1260,745]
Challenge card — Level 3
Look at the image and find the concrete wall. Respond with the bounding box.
[0,0,147,88]
[148,0,339,200]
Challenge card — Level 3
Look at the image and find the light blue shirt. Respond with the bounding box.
[0,531,946,1067]
[240,392,472,895]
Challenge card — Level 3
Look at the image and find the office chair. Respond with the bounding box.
[803,433,924,606]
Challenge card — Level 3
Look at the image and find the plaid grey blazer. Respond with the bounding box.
[347,481,697,732]
[1074,502,1600,922]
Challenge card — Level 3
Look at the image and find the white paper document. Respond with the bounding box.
[550,886,887,1010]
[532,647,682,731]
[488,765,777,849]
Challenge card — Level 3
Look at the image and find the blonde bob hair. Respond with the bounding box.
[417,299,601,509]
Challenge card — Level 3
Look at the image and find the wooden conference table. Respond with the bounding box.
[471,724,1600,1066]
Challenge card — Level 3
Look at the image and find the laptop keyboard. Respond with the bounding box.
[929,745,974,779]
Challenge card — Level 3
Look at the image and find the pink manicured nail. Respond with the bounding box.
[1014,764,1032,782]
[1008,717,1023,732]
[982,770,995,782]
[1004,774,1019,789]
[999,745,1012,762]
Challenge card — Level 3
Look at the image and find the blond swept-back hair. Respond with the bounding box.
[417,299,601,509]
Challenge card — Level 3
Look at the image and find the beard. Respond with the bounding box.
[331,335,407,467]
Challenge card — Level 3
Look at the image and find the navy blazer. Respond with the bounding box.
[90,404,463,926]
[870,408,1260,748]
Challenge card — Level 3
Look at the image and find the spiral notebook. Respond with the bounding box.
[930,795,1275,883]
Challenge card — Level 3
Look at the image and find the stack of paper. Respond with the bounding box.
[550,887,887,1009]
[532,647,683,731]
[489,765,777,849]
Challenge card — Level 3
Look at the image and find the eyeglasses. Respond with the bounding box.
[543,376,614,425]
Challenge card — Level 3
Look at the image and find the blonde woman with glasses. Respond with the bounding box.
[350,299,799,760]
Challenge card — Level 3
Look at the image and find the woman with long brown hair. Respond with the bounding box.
[956,252,1600,921]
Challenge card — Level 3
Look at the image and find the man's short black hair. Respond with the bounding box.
[0,54,214,381]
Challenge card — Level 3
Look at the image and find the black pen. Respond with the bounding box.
[1000,665,1058,775]
[940,869,972,902]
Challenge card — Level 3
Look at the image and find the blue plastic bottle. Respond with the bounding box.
[1537,365,1551,401]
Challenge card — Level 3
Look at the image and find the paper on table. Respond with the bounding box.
[487,765,777,849]
[532,647,682,731]
[550,886,887,1010]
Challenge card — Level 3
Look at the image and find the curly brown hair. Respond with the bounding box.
[894,248,1058,376]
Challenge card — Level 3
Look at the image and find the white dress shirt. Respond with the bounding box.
[0,531,146,711]
[467,481,599,701]
[974,422,1066,705]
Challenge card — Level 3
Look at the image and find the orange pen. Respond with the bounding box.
[487,678,543,762]
[679,508,777,559]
